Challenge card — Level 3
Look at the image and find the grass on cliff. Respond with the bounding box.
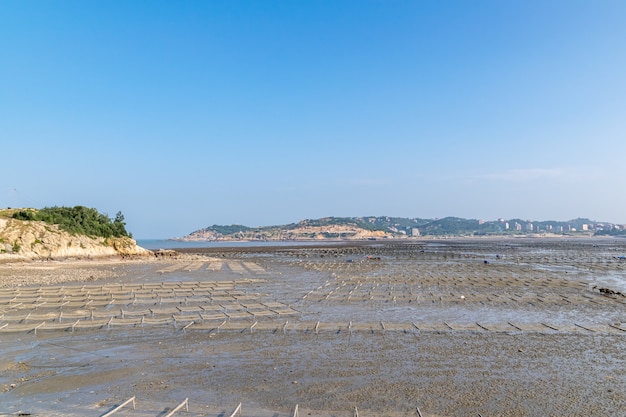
[10,206,132,239]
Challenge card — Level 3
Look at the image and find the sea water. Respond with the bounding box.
[136,239,336,250]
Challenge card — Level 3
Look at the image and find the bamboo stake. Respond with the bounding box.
[507,322,522,331]
[216,319,227,334]
[574,323,595,332]
[228,402,242,417]
[475,322,490,331]
[541,322,559,331]
[34,322,45,335]
[163,398,189,417]
[101,396,136,417]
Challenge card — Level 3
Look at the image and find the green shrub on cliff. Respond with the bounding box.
[12,206,131,239]
[12,210,36,221]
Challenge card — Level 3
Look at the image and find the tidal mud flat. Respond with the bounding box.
[1,238,625,416]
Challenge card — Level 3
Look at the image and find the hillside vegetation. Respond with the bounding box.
[11,206,131,238]
[182,215,621,241]
[0,206,149,260]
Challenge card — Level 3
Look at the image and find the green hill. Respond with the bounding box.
[182,215,623,241]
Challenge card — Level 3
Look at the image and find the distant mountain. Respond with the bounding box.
[178,216,626,241]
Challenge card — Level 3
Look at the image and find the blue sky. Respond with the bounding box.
[2,1,626,238]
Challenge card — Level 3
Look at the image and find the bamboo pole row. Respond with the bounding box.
[90,395,470,417]
[4,318,623,335]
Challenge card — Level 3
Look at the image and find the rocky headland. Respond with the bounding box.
[0,212,151,262]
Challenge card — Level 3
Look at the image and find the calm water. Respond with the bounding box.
[136,239,339,250]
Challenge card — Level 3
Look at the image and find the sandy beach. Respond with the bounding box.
[1,238,625,416]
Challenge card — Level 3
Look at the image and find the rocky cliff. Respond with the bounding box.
[0,217,151,261]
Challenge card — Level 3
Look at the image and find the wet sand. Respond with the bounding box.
[1,238,625,416]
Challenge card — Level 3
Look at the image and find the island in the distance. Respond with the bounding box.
[178,216,626,242]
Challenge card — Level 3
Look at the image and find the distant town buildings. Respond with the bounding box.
[486,218,623,236]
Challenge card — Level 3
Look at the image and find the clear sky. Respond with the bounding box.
[2,1,625,238]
